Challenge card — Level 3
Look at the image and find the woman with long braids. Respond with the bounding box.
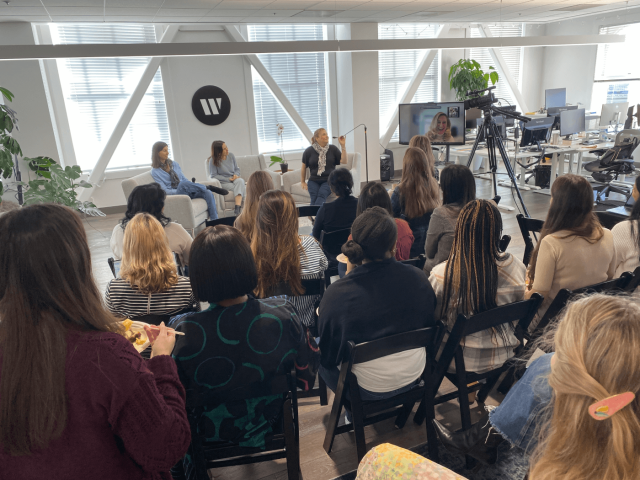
[234,170,274,243]
[207,140,246,216]
[301,128,347,206]
[612,175,640,277]
[428,199,527,374]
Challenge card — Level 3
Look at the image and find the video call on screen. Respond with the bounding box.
[399,102,466,146]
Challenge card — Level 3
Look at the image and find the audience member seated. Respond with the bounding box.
[409,134,440,181]
[612,175,640,277]
[170,225,319,478]
[434,293,640,480]
[234,170,275,242]
[429,200,526,374]
[301,128,347,206]
[318,207,436,416]
[150,141,227,221]
[423,164,476,275]
[252,190,327,328]
[312,168,358,253]
[111,183,193,267]
[207,140,246,216]
[526,174,615,322]
[0,204,190,479]
[391,147,441,258]
[105,213,200,319]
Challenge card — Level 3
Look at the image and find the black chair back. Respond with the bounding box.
[400,254,426,270]
[319,228,352,256]
[517,214,544,265]
[499,234,511,253]
[297,205,321,217]
[595,210,625,230]
[205,216,238,228]
[108,257,116,278]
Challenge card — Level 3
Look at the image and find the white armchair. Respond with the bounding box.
[281,152,361,204]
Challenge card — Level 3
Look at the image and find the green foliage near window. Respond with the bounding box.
[448,59,500,101]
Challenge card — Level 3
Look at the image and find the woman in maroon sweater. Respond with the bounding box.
[0,204,190,480]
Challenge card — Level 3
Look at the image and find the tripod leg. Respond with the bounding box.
[493,124,530,217]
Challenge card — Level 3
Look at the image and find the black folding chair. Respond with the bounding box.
[517,214,544,266]
[297,205,321,217]
[319,228,352,287]
[323,325,443,463]
[185,370,302,480]
[108,257,117,278]
[400,254,427,270]
[205,215,237,228]
[595,210,626,230]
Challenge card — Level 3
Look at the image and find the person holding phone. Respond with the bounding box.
[301,128,347,206]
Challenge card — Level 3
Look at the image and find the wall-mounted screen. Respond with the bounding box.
[399,102,466,145]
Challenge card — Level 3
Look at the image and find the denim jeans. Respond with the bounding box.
[307,180,332,206]
[489,353,553,453]
[176,180,218,220]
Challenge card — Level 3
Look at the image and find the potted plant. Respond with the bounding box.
[448,59,499,101]
[268,123,288,173]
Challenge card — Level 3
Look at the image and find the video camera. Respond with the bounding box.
[464,86,497,111]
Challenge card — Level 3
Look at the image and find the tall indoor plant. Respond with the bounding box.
[448,59,500,101]
[268,123,289,173]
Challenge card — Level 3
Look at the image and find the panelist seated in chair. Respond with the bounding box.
[612,176,640,278]
[150,141,227,221]
[111,183,193,267]
[105,213,200,319]
[207,140,246,216]
[317,207,436,418]
[170,225,319,476]
[428,200,527,374]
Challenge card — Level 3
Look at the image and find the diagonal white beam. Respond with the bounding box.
[223,25,313,143]
[380,25,451,148]
[478,25,530,113]
[79,25,179,202]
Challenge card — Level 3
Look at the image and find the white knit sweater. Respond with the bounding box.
[612,220,640,277]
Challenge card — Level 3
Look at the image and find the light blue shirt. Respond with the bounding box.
[207,152,240,183]
[151,160,188,195]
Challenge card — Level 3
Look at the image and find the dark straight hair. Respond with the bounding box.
[121,183,171,228]
[210,140,225,168]
[440,164,476,206]
[151,141,169,169]
[357,181,393,216]
[342,206,397,264]
[629,176,640,256]
[190,225,258,304]
[328,167,353,197]
[0,204,118,456]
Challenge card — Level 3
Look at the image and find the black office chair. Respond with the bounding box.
[205,215,237,228]
[319,228,352,287]
[297,205,321,217]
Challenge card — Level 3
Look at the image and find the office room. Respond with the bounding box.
[2,2,640,480]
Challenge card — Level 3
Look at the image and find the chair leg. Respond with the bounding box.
[394,402,415,429]
[319,376,328,406]
[477,374,500,404]
[423,390,439,462]
[322,384,345,454]
[282,399,301,480]
[413,398,426,426]
[349,384,368,463]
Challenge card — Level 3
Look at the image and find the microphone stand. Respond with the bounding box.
[333,123,368,183]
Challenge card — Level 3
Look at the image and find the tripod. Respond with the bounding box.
[467,108,530,217]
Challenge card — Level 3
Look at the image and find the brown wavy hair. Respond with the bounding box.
[0,204,118,456]
[310,128,326,145]
[210,140,225,168]
[151,141,169,169]
[251,190,304,297]
[120,213,178,295]
[409,135,437,176]
[399,147,440,218]
[528,174,603,285]
[234,170,274,242]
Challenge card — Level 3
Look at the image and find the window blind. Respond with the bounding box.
[379,24,440,142]
[248,25,328,153]
[51,24,170,171]
[595,23,640,80]
[470,24,523,111]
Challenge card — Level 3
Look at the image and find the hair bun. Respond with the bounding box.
[342,239,365,265]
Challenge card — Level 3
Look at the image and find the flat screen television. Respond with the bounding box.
[545,88,566,109]
[399,102,466,145]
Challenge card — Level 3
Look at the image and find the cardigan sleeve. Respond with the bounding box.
[151,168,178,195]
[424,211,445,260]
[230,153,241,176]
[110,224,124,260]
[531,237,557,293]
[172,161,189,183]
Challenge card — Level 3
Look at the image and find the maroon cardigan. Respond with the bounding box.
[1,330,191,480]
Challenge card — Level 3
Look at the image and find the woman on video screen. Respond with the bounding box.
[427,112,453,143]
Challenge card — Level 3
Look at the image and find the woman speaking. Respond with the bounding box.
[301,128,347,206]
[427,112,453,143]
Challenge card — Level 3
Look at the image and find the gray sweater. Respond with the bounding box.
[207,152,240,183]
[423,203,463,275]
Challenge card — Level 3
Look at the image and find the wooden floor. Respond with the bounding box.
[82,171,561,480]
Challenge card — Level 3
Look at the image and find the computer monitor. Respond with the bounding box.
[560,108,586,139]
[545,88,567,109]
[520,116,554,149]
[398,102,465,145]
[475,117,505,142]
[465,108,483,129]
[547,105,578,130]
[599,102,630,127]
[498,105,518,127]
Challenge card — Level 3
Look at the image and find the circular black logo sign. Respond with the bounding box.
[192,85,231,126]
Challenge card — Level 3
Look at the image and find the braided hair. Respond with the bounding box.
[342,206,397,265]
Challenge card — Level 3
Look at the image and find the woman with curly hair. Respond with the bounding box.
[427,112,453,143]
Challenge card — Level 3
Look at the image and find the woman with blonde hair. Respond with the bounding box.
[391,147,441,257]
[427,112,453,143]
[252,190,327,328]
[234,170,274,242]
[409,134,439,181]
[301,128,347,205]
[105,213,199,319]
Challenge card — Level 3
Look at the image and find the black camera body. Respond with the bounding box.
[464,86,497,111]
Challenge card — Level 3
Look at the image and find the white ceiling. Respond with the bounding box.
[0,0,639,25]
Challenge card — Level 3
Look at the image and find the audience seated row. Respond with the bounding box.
[612,174,640,277]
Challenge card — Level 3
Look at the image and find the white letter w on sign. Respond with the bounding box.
[200,98,222,115]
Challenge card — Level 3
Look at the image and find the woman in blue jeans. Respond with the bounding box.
[150,141,227,220]
[301,128,347,206]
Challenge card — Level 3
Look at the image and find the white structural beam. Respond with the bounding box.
[380,24,451,148]
[79,25,179,202]
[223,25,314,143]
[478,25,530,113]
[0,35,624,61]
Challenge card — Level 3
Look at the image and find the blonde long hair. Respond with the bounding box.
[120,213,178,294]
[399,147,440,218]
[530,294,640,480]
[409,135,437,175]
[234,170,274,242]
[310,127,325,145]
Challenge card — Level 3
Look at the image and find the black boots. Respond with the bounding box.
[206,185,229,196]
[234,205,242,216]
[432,415,504,465]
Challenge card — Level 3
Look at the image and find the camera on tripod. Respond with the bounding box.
[464,86,498,111]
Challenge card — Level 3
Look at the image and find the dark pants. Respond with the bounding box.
[307,180,332,206]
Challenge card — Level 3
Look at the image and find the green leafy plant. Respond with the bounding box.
[448,59,499,101]
[268,122,288,172]
[0,87,21,197]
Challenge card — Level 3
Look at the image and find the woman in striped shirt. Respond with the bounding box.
[105,213,200,319]
[252,190,328,328]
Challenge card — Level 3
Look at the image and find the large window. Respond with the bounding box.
[248,25,328,153]
[470,24,523,111]
[379,24,440,142]
[592,23,640,116]
[51,24,170,171]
